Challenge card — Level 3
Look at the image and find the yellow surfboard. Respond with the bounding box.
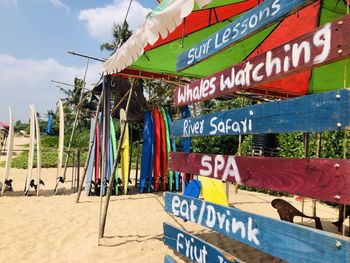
[120,109,129,195]
[198,176,228,206]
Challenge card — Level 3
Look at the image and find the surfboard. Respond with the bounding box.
[160,107,172,191]
[198,176,228,206]
[54,100,64,194]
[159,108,167,191]
[1,108,14,196]
[24,105,35,194]
[120,109,129,195]
[46,114,53,135]
[110,117,118,195]
[165,110,180,191]
[86,118,96,196]
[152,108,161,191]
[148,113,154,193]
[33,105,42,196]
[140,111,153,193]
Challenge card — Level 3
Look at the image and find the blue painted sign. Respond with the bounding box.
[163,255,176,263]
[176,0,313,71]
[164,223,240,263]
[170,89,350,138]
[164,193,350,263]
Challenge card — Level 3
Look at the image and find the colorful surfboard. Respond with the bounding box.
[54,100,64,194]
[24,105,35,194]
[1,108,14,196]
[160,107,172,191]
[148,113,154,193]
[140,111,153,193]
[165,110,180,191]
[120,109,129,195]
[110,117,118,195]
[86,118,96,196]
[159,108,167,191]
[152,108,161,191]
[33,105,42,196]
[198,176,228,206]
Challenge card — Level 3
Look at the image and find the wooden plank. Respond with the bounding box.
[163,223,240,263]
[169,152,350,204]
[176,0,314,71]
[164,193,350,263]
[173,15,350,107]
[171,89,350,138]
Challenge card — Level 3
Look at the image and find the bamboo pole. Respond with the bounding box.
[98,76,109,243]
[61,59,90,184]
[98,79,134,242]
[134,141,140,188]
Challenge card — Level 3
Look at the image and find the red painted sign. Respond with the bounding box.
[173,15,350,107]
[169,152,350,204]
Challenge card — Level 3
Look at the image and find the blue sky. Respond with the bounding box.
[0,0,157,122]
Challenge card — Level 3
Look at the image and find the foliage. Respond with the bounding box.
[100,22,132,53]
[10,132,90,169]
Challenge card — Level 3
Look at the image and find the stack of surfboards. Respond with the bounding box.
[85,114,119,196]
[139,107,179,193]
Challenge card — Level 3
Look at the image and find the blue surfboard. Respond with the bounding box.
[148,113,154,192]
[180,106,191,189]
[46,114,53,135]
[86,118,96,196]
[140,111,153,193]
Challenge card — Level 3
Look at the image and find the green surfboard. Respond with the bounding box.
[110,117,118,194]
[160,107,173,191]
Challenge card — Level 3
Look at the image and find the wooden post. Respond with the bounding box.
[134,141,140,188]
[313,132,322,217]
[127,124,133,185]
[75,95,103,203]
[99,79,134,241]
[76,149,80,193]
[301,132,309,223]
[98,76,109,243]
[71,152,75,189]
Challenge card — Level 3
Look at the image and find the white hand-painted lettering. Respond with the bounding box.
[177,19,333,105]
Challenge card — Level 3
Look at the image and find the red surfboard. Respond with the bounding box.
[158,108,167,191]
[152,108,161,191]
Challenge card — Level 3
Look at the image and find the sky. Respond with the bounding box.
[0,0,157,123]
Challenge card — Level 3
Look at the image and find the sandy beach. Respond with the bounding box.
[0,136,348,263]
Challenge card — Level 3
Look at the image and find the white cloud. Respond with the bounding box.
[49,0,70,12]
[0,54,102,122]
[0,0,18,8]
[78,0,150,41]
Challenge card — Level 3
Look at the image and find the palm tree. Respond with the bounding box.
[100,22,132,53]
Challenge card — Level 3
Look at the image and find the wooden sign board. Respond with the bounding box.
[169,152,350,204]
[163,223,240,263]
[176,0,314,71]
[164,193,350,263]
[173,15,350,107]
[171,89,350,138]
[163,255,176,263]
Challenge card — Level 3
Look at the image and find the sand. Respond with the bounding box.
[0,136,348,263]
